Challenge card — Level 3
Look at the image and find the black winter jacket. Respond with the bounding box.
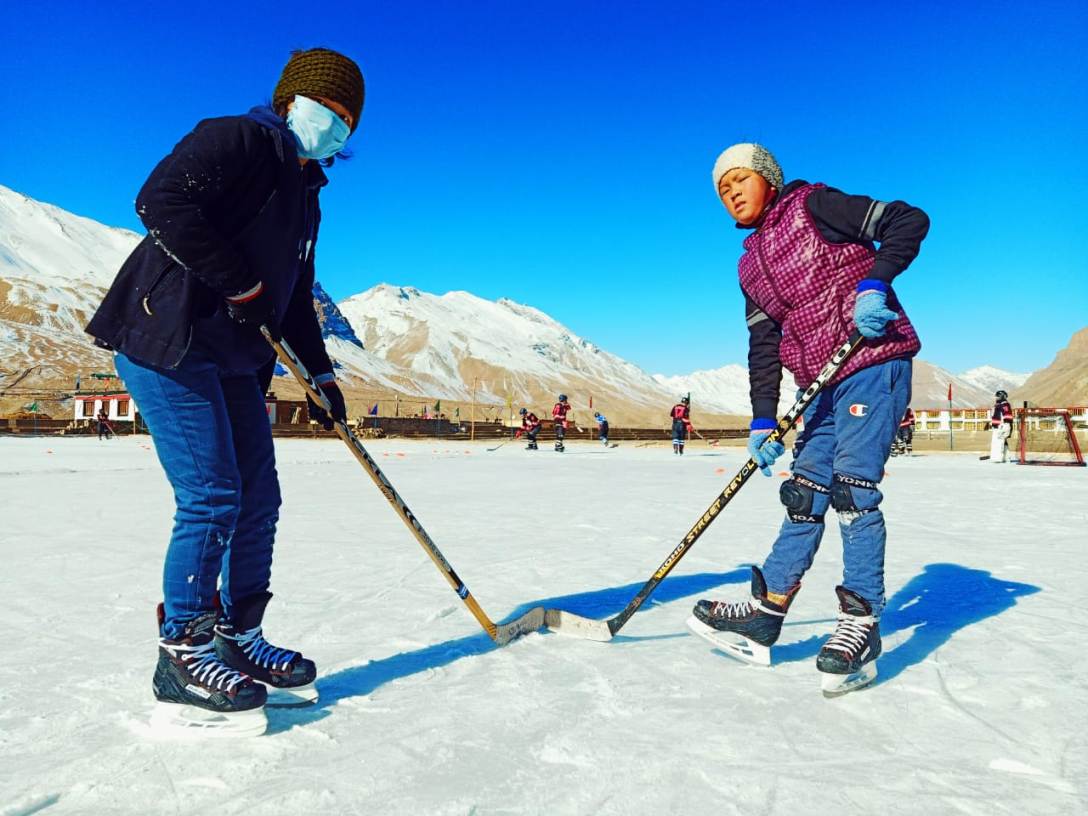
[85,106,333,378]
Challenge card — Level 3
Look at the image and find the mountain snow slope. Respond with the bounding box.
[338,285,707,425]
[959,365,1030,396]
[0,183,139,380]
[652,365,797,416]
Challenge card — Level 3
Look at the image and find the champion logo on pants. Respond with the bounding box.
[849,404,868,417]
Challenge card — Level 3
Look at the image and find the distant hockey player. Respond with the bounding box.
[552,394,571,452]
[84,48,366,735]
[989,390,1013,463]
[892,407,914,456]
[96,407,114,440]
[670,396,692,455]
[688,143,928,696]
[516,407,542,450]
[594,412,610,446]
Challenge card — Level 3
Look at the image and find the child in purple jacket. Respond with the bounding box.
[687,144,928,696]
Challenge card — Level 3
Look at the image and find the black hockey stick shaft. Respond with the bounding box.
[604,332,865,636]
[263,329,539,643]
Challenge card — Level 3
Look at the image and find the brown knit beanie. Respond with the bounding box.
[273,48,365,131]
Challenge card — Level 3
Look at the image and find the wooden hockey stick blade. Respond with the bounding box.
[493,606,548,645]
[544,609,614,641]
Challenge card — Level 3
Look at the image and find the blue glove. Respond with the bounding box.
[747,418,785,477]
[853,280,899,338]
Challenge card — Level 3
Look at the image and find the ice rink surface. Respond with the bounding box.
[2,436,1085,815]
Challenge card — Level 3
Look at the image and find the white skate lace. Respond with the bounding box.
[233,626,298,671]
[166,639,248,692]
[709,599,754,619]
[824,613,874,656]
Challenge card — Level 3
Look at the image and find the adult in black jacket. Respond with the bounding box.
[86,48,364,737]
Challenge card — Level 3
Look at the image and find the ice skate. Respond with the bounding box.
[817,586,882,698]
[554,441,565,453]
[687,567,796,666]
[151,608,268,737]
[526,441,538,450]
[216,592,318,707]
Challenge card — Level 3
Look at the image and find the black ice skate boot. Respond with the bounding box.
[816,587,882,697]
[686,567,797,666]
[215,592,318,707]
[527,441,538,450]
[151,607,267,737]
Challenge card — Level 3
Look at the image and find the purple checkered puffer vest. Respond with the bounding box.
[738,183,920,388]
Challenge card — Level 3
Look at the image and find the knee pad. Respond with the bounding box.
[779,475,830,523]
[831,473,882,523]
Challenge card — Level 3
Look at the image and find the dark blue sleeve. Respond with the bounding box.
[805,187,929,284]
[745,291,783,422]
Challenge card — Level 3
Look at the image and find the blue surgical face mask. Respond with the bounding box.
[286,95,351,160]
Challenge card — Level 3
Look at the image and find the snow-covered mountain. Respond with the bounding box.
[910,360,993,407]
[337,284,698,424]
[957,365,1031,396]
[0,184,139,381]
[652,365,797,415]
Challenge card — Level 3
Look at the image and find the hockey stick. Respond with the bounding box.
[546,332,866,641]
[692,428,718,447]
[264,329,546,645]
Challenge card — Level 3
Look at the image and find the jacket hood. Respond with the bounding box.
[246,105,327,189]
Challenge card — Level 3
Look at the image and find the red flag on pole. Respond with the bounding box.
[589,395,593,409]
[947,382,952,403]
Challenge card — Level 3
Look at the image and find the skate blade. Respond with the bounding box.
[820,663,878,698]
[685,616,771,666]
[148,702,267,738]
[265,683,318,708]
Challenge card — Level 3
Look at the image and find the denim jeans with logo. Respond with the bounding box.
[115,352,281,638]
[761,358,912,616]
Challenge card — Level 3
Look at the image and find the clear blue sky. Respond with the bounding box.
[3,1,1086,375]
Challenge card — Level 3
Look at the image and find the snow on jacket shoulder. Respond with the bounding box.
[86,108,332,376]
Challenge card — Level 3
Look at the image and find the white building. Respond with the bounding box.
[73,393,138,423]
[913,406,1087,432]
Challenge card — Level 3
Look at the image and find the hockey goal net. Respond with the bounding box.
[1016,409,1086,466]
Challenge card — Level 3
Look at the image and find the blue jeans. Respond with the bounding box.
[115,352,281,638]
[761,359,912,616]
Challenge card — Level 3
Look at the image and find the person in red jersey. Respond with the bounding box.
[670,396,692,455]
[552,394,572,452]
[516,407,542,450]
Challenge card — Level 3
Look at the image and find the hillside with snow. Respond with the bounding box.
[959,365,1031,396]
[652,365,798,416]
[0,184,139,383]
[337,285,705,425]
